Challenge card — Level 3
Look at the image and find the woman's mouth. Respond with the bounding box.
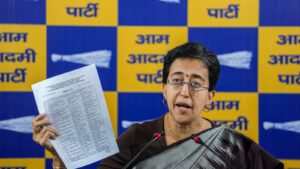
[175,103,192,112]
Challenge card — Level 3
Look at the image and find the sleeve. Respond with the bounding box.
[97,124,138,169]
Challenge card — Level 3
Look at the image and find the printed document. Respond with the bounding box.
[32,64,119,169]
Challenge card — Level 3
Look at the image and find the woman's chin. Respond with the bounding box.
[172,112,193,125]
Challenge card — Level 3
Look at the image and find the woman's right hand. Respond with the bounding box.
[32,113,59,155]
[32,113,67,168]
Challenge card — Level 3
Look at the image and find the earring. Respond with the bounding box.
[203,105,210,112]
[162,98,167,107]
[206,103,212,110]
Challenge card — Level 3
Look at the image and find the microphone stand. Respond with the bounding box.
[122,131,164,169]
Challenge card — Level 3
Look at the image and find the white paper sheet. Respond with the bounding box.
[32,64,119,169]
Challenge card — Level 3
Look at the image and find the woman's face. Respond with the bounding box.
[163,58,215,125]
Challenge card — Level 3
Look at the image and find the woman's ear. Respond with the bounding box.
[163,84,167,99]
[207,90,215,105]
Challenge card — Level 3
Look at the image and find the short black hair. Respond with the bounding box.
[163,42,221,91]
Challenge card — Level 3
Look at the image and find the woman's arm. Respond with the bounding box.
[32,113,66,169]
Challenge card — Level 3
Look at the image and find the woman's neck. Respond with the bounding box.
[164,113,208,145]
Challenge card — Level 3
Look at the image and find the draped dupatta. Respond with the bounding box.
[133,126,283,169]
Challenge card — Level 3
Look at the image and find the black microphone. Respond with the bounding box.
[123,131,165,169]
[191,134,235,169]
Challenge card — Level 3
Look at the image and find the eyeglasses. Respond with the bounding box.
[167,79,209,91]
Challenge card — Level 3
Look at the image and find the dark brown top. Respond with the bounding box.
[97,116,283,169]
[98,115,168,169]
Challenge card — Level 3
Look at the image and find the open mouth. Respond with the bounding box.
[175,103,192,109]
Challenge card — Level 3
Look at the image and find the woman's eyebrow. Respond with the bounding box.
[170,72,184,76]
[170,72,205,81]
[190,74,205,82]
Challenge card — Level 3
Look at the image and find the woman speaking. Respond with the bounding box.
[32,42,283,169]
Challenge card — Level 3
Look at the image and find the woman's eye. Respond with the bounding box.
[172,79,182,84]
[191,82,201,88]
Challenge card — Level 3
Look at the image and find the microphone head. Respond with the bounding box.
[153,131,165,141]
[192,134,201,144]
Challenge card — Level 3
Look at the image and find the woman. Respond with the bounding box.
[32,42,283,169]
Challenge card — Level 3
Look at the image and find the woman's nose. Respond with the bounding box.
[179,83,190,98]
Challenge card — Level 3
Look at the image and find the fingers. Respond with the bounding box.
[39,130,56,146]
[32,113,46,130]
[33,118,53,130]
[39,126,60,138]
[32,113,52,133]
[32,113,60,154]
[33,126,60,154]
[35,113,47,121]
[46,126,60,136]
[40,131,56,152]
[33,126,58,142]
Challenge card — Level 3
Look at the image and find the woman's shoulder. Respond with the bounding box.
[217,126,284,169]
[135,116,164,132]
[216,125,255,145]
[117,116,164,146]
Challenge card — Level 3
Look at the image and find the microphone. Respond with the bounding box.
[191,134,235,169]
[123,131,165,169]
